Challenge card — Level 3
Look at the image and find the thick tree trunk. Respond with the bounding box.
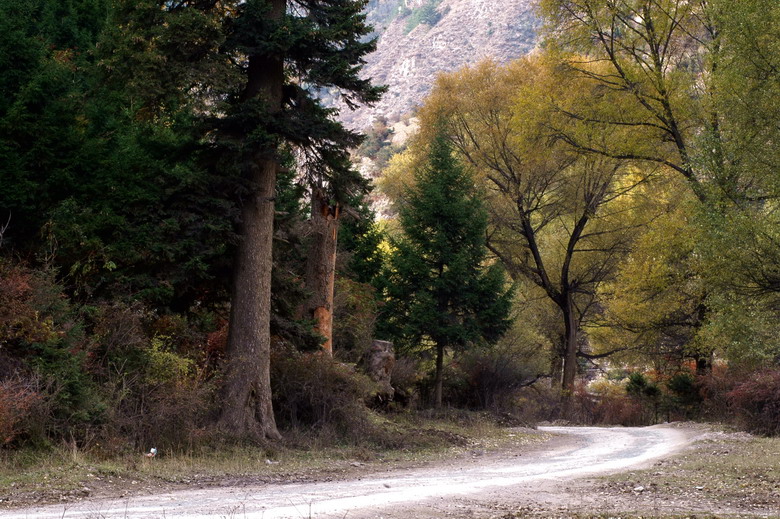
[561,303,578,392]
[304,189,340,355]
[220,156,281,440]
[434,343,444,409]
[560,293,578,416]
[550,345,563,389]
[218,0,285,440]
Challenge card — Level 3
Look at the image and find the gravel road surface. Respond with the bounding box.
[0,425,696,519]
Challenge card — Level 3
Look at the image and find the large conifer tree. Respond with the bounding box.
[98,0,384,438]
[0,0,382,439]
[214,0,383,439]
[381,131,513,408]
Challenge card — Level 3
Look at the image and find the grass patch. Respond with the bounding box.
[592,426,780,518]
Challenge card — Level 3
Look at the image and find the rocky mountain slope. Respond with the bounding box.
[339,0,539,130]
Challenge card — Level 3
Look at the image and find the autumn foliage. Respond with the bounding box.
[0,377,42,446]
[728,369,780,436]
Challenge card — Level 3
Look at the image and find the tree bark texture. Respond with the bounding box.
[304,189,340,355]
[550,345,563,389]
[561,292,579,400]
[218,0,285,440]
[434,342,444,409]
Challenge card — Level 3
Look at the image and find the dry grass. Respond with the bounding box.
[490,425,780,519]
[584,426,780,518]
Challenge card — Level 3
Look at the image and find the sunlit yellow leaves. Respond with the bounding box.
[376,138,425,210]
[539,0,711,200]
[588,186,704,366]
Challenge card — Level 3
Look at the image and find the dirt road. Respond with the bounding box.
[0,425,697,519]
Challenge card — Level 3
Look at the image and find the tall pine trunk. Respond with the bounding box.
[218,0,285,440]
[304,189,340,355]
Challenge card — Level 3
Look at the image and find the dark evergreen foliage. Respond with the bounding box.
[0,0,384,310]
[338,201,386,284]
[378,130,514,405]
[0,0,385,444]
[0,0,237,309]
[217,0,385,200]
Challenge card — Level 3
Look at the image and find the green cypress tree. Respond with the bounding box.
[380,131,513,408]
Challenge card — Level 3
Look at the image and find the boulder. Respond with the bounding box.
[362,340,396,398]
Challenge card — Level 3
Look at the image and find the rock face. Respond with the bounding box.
[341,0,539,130]
[362,340,396,398]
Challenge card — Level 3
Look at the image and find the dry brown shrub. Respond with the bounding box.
[0,262,60,346]
[271,347,376,439]
[0,376,43,446]
[728,368,780,436]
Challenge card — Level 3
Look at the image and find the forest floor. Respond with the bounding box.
[0,421,779,518]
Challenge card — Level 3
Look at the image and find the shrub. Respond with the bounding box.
[100,332,215,452]
[569,372,674,426]
[389,356,421,408]
[120,375,215,454]
[333,278,378,364]
[144,335,195,384]
[0,260,221,452]
[0,261,64,350]
[586,378,644,426]
[446,345,539,412]
[513,384,561,423]
[625,372,662,424]
[665,371,702,419]
[697,363,737,421]
[0,260,105,443]
[727,368,780,436]
[0,376,43,446]
[626,372,661,399]
[404,0,443,33]
[271,347,377,439]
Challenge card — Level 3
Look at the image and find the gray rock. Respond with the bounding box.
[339,0,540,130]
[363,339,396,398]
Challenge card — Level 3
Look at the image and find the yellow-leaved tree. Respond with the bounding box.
[539,0,780,371]
[588,176,709,373]
[408,55,661,401]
